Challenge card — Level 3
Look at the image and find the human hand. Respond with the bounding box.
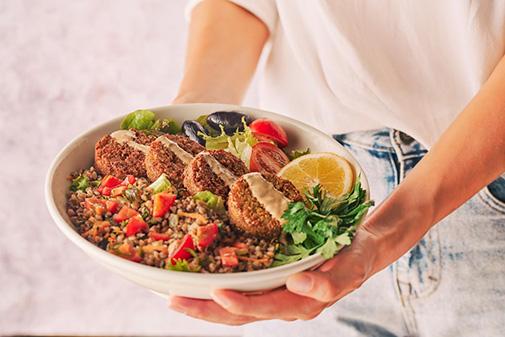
[169,228,377,325]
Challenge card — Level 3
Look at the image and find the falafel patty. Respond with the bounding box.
[95,129,156,178]
[183,150,248,199]
[145,134,205,186]
[227,172,303,239]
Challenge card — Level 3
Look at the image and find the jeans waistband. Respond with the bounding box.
[333,128,428,157]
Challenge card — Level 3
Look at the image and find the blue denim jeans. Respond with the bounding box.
[244,128,505,337]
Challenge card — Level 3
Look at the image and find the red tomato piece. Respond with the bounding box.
[113,206,139,223]
[100,186,112,196]
[250,119,288,148]
[100,175,123,188]
[125,215,148,237]
[149,230,170,241]
[196,223,219,249]
[219,247,239,267]
[170,234,195,263]
[122,175,136,186]
[84,197,106,215]
[232,242,248,255]
[111,185,128,197]
[105,200,120,213]
[250,142,290,174]
[152,192,176,218]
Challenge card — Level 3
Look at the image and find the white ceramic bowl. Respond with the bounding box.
[45,103,370,299]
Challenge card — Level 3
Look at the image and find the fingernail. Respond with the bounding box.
[288,274,313,293]
[212,291,231,308]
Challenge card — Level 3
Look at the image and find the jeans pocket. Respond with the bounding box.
[479,176,505,214]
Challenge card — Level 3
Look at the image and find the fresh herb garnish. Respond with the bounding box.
[166,258,201,272]
[166,259,191,272]
[273,178,373,266]
[70,175,89,192]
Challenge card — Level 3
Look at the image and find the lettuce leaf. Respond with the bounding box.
[200,119,258,167]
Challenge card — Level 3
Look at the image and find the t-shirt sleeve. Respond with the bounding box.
[185,0,278,34]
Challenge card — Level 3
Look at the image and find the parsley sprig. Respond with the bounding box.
[273,178,373,266]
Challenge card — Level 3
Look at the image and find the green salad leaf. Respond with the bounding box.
[148,173,172,194]
[289,148,311,160]
[152,118,181,134]
[70,175,89,192]
[120,110,180,134]
[120,110,156,130]
[196,114,220,136]
[193,191,225,213]
[200,118,258,167]
[273,177,373,266]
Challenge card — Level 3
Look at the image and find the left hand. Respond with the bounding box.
[169,228,377,325]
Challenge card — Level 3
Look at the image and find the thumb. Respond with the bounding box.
[286,271,341,302]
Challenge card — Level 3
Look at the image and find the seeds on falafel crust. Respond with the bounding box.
[145,134,205,187]
[183,150,249,199]
[95,129,156,178]
[227,173,303,239]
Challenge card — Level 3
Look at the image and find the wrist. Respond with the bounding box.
[358,184,435,275]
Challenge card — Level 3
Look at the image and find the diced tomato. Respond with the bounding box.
[112,206,139,223]
[125,215,148,237]
[122,175,136,186]
[100,175,123,188]
[100,186,112,196]
[170,234,195,263]
[113,242,142,262]
[232,242,249,255]
[249,119,288,148]
[250,142,290,174]
[152,192,176,218]
[196,223,219,249]
[111,185,128,197]
[84,197,106,215]
[219,247,239,267]
[105,200,120,213]
[149,230,170,241]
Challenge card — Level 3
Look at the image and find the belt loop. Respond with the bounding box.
[389,129,406,181]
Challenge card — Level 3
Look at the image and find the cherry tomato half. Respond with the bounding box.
[250,142,290,174]
[249,119,288,148]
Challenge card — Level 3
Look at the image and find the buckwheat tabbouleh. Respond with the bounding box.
[67,167,277,273]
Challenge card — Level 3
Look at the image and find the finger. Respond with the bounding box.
[286,249,368,302]
[211,288,323,320]
[169,296,257,326]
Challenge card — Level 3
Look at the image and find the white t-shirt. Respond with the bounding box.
[188,1,505,148]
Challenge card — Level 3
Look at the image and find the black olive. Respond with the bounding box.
[207,111,253,135]
[182,120,207,145]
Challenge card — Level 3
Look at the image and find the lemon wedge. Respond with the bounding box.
[278,152,355,197]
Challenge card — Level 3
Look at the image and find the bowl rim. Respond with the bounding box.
[45,103,369,281]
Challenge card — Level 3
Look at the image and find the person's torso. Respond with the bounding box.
[259,0,505,147]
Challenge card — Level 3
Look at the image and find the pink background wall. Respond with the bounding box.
[0,1,258,335]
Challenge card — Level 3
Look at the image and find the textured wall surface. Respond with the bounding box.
[0,0,257,335]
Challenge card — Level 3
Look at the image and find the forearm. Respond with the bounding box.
[363,55,505,275]
[174,0,268,104]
